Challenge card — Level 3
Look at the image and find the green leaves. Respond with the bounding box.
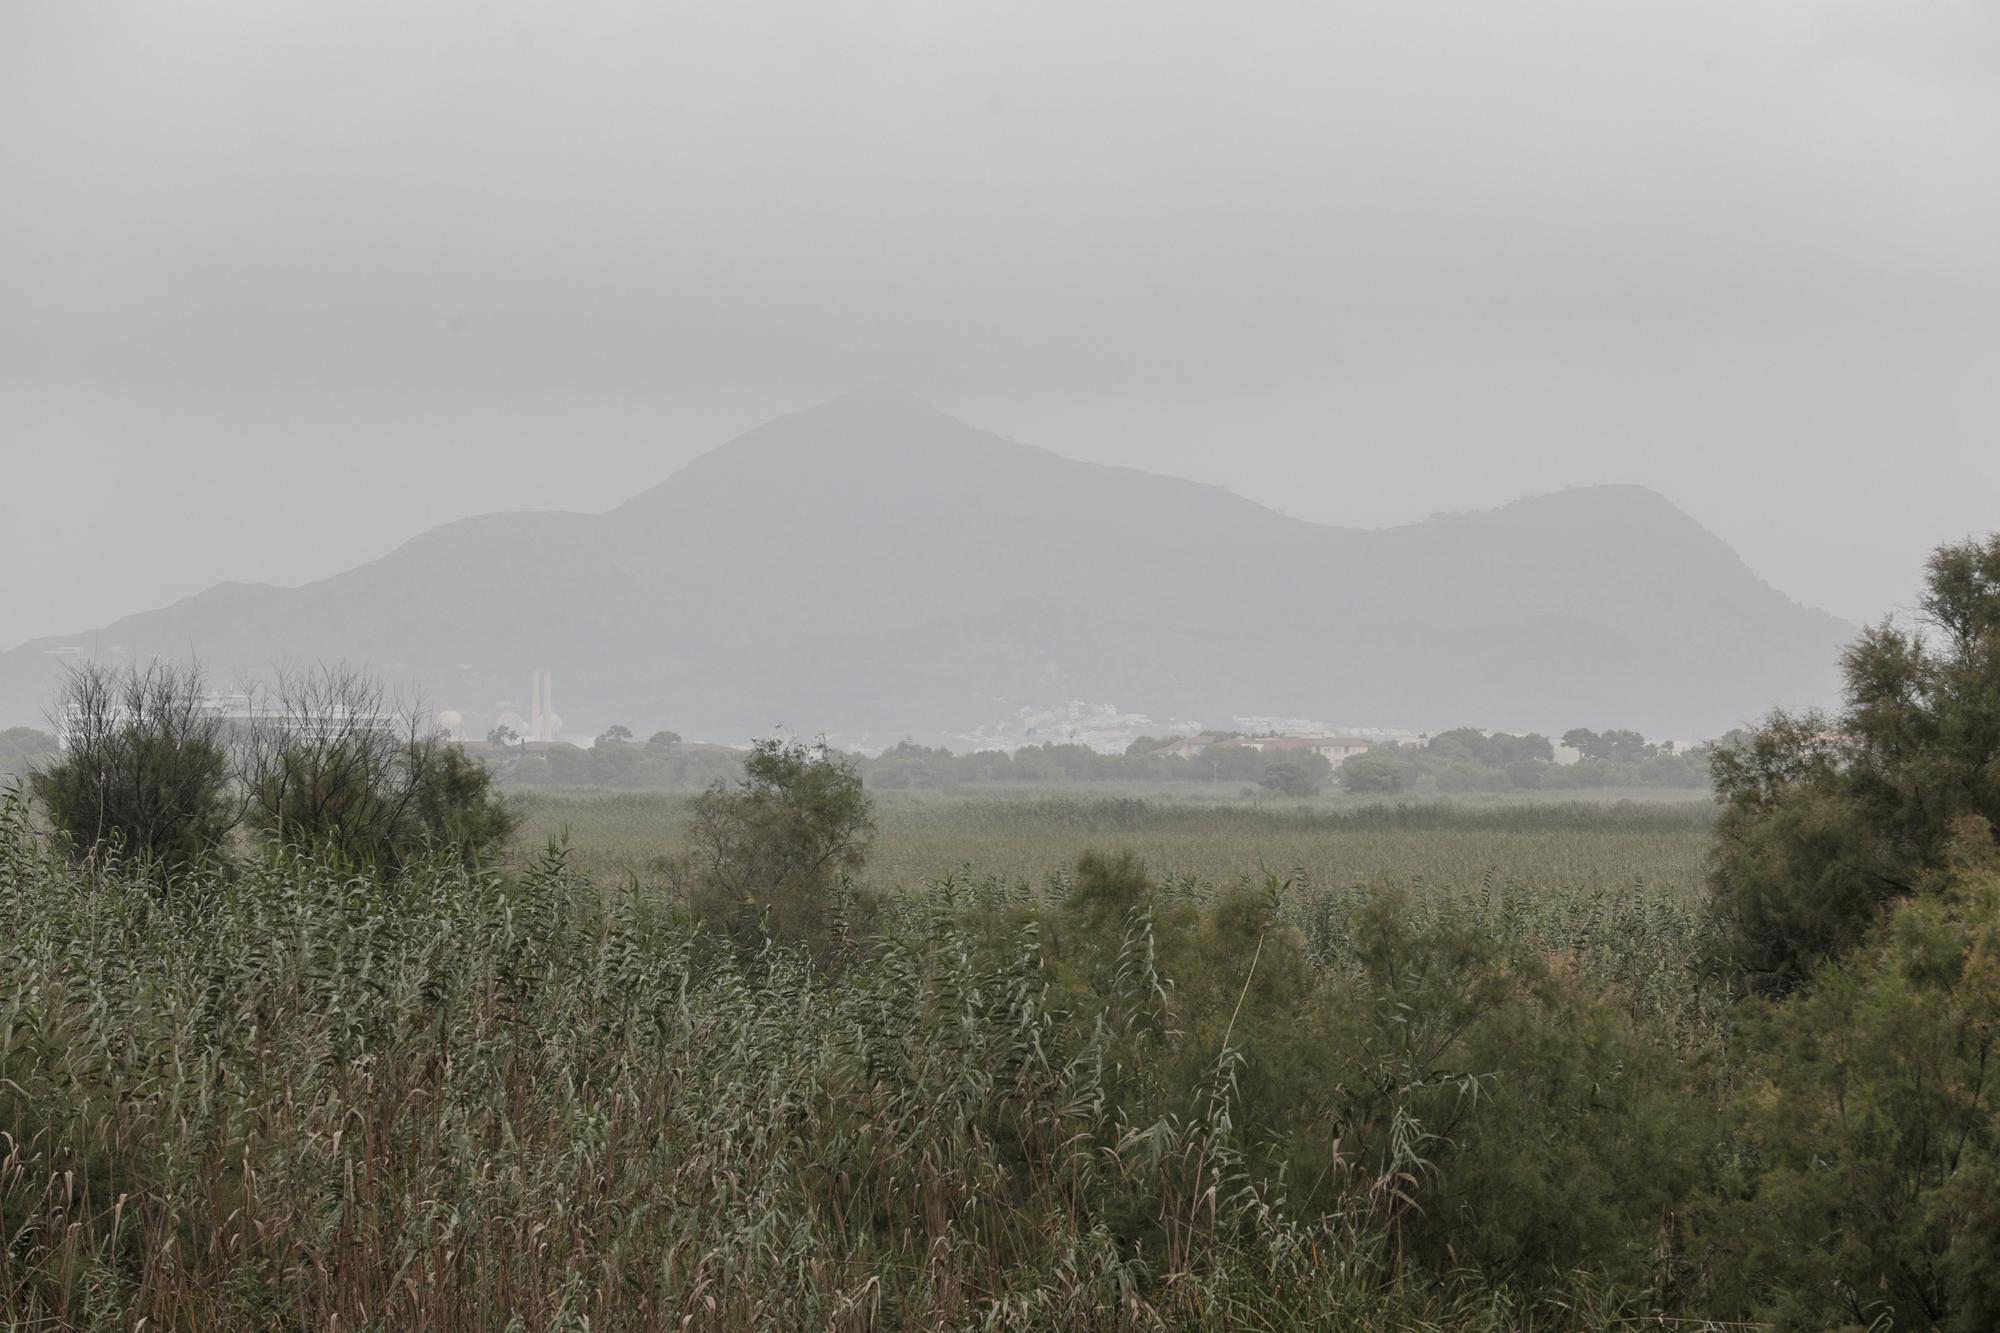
[684,739,877,963]
[1711,534,2000,994]
[1713,831,2000,1329]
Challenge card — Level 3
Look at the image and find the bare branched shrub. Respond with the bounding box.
[243,665,515,870]
[31,659,236,875]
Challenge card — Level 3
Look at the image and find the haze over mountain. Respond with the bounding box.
[0,386,1850,744]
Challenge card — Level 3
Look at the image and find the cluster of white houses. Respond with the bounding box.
[1149,733,1383,768]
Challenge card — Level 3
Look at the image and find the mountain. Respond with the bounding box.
[0,384,1851,743]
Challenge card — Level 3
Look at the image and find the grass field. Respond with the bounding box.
[510,786,1716,902]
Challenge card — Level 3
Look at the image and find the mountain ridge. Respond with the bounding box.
[0,387,1851,741]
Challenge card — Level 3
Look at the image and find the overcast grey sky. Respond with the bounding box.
[4,0,1996,649]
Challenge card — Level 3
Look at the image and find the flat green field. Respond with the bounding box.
[511,786,1715,900]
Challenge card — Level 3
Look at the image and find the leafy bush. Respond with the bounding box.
[244,667,516,869]
[1258,759,1321,797]
[998,854,1719,1304]
[683,738,876,959]
[1709,536,2000,992]
[29,659,235,875]
[1703,820,2000,1330]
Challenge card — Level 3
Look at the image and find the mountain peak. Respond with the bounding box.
[779,381,951,433]
[647,383,1007,484]
[829,379,928,408]
[0,397,1852,738]
[1499,483,1724,545]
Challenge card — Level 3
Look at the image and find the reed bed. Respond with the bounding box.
[513,790,1714,905]
[0,785,1732,1330]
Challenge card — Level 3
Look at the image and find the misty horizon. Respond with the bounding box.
[5,380,1859,651]
[0,384,1856,743]
[6,0,1997,653]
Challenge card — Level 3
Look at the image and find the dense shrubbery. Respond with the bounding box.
[995,854,1719,1301]
[1709,536,2000,991]
[18,764,1967,1329]
[1702,822,2000,1329]
[27,661,515,881]
[1682,534,2000,1328]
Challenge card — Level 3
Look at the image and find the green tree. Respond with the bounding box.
[1709,536,2000,992]
[1336,748,1415,794]
[1563,727,1656,763]
[598,724,633,746]
[30,660,236,876]
[1707,821,2000,1330]
[403,742,518,863]
[645,729,682,750]
[684,738,875,959]
[1431,726,1554,767]
[1259,759,1321,797]
[245,668,515,871]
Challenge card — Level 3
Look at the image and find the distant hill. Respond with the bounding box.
[0,385,1851,743]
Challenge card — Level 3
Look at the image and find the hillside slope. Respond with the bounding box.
[0,385,1850,741]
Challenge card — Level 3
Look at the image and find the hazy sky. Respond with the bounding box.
[5,0,1996,649]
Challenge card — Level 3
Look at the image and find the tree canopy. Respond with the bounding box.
[31,661,236,876]
[1709,535,2000,991]
[682,738,876,959]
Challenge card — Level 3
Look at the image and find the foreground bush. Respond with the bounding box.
[1010,856,1717,1306]
[1709,535,2000,992]
[1699,820,2000,1330]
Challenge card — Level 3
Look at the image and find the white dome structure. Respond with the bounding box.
[436,708,464,738]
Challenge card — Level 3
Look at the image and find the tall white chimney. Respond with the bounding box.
[529,671,542,740]
[543,671,554,740]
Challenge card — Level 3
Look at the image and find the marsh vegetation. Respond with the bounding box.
[2,538,1998,1330]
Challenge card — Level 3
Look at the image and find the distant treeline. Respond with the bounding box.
[861,739,1341,793]
[487,737,747,791]
[487,734,1351,794]
[13,716,1712,798]
[1338,726,1714,794]
[483,724,1715,795]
